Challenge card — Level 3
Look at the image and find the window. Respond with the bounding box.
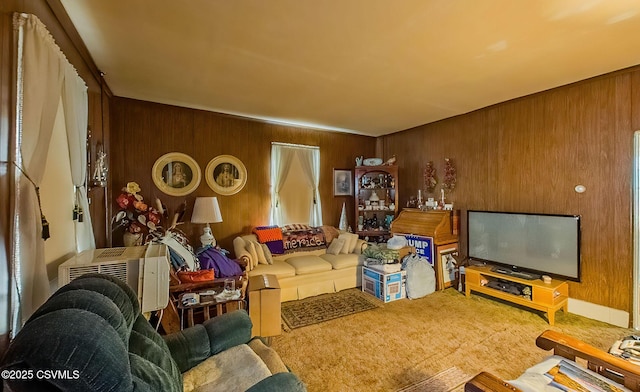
[270,143,322,226]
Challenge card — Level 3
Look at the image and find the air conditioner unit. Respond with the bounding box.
[58,244,170,313]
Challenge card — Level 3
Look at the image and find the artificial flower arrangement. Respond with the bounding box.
[113,182,164,240]
[423,161,437,193]
[113,181,193,248]
[442,158,456,192]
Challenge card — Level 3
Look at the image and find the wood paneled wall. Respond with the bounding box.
[109,98,376,252]
[87,87,111,249]
[379,66,640,314]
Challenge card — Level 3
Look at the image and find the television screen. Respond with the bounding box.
[467,211,581,281]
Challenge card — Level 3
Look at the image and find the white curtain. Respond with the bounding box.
[12,13,92,332]
[270,144,296,225]
[62,65,95,252]
[297,148,322,226]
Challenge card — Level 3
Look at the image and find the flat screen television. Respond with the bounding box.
[467,210,581,282]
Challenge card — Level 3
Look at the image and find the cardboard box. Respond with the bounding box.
[362,267,406,303]
[248,274,281,337]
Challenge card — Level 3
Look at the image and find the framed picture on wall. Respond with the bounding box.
[438,245,459,290]
[152,152,201,196]
[205,155,247,196]
[333,169,353,196]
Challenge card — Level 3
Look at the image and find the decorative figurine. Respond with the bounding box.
[92,143,108,187]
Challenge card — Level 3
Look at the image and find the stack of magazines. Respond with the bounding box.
[609,336,640,365]
[544,360,627,392]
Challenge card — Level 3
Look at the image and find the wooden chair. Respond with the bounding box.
[465,330,640,392]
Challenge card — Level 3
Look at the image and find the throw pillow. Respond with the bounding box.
[260,243,273,264]
[321,225,340,244]
[327,238,346,255]
[338,232,359,254]
[346,233,359,253]
[252,240,268,265]
[245,241,259,269]
[337,233,351,254]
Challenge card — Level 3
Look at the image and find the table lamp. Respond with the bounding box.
[191,197,223,247]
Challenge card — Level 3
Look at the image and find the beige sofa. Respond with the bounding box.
[233,228,367,302]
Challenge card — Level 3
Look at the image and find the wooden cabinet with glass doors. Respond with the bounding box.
[355,165,398,241]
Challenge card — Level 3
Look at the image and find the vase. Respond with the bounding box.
[123,231,143,247]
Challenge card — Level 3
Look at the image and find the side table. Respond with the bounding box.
[177,292,246,329]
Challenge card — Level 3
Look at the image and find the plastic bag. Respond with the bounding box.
[402,253,436,299]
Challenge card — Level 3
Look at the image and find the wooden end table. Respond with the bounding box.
[177,292,246,329]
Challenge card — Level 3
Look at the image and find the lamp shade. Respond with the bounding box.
[191,197,223,224]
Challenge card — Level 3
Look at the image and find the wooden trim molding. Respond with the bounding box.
[44,0,102,89]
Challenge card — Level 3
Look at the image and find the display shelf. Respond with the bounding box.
[464,264,569,325]
[355,165,398,240]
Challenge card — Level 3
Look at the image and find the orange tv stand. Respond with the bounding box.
[464,264,568,325]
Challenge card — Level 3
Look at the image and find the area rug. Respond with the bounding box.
[281,288,381,330]
[396,367,472,392]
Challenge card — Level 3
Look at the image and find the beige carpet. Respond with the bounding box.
[270,288,636,392]
[396,367,471,392]
[281,289,381,330]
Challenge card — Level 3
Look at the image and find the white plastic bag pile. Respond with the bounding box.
[401,253,436,299]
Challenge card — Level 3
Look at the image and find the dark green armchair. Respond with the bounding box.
[0,273,305,392]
